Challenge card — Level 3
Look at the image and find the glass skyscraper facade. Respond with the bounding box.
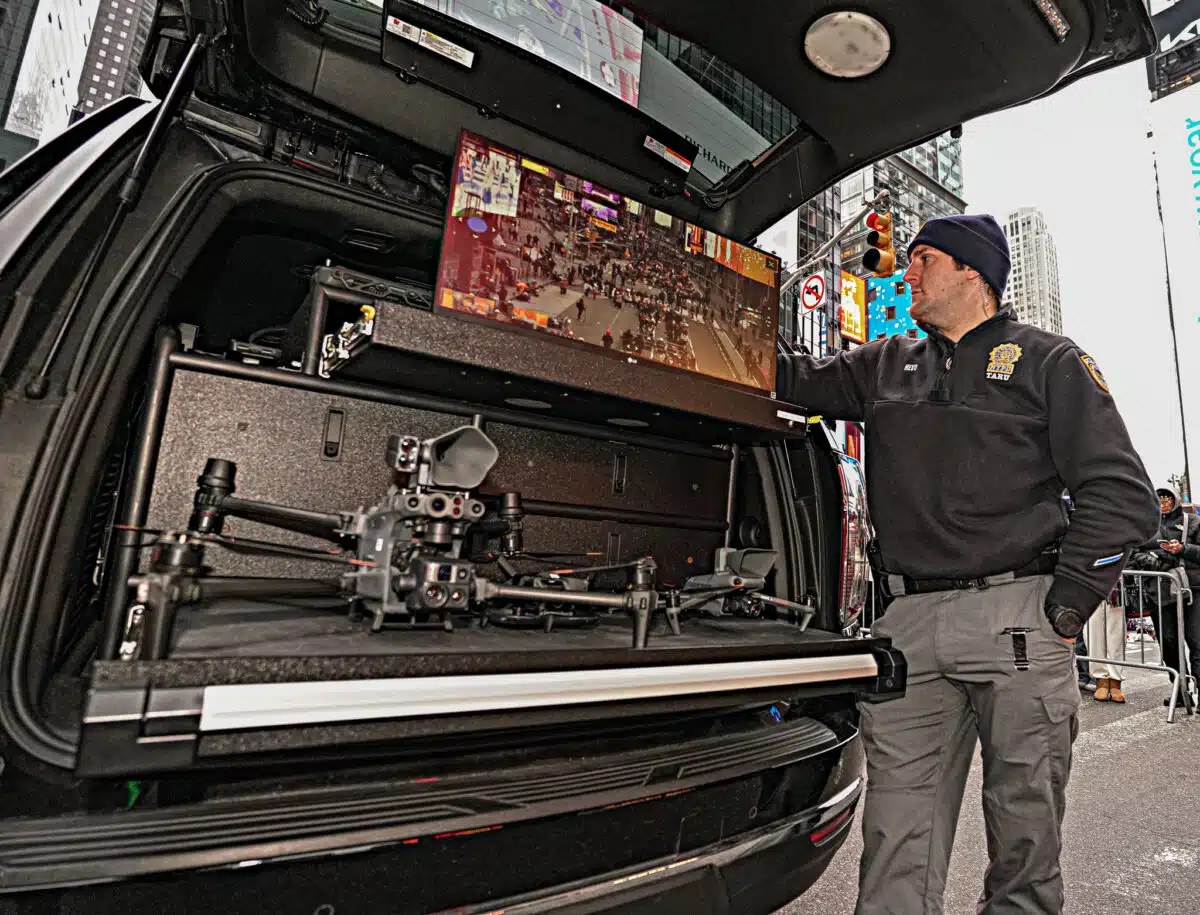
[838,134,967,277]
[4,0,99,143]
[72,0,153,120]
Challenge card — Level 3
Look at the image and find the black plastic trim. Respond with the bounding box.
[3,716,844,893]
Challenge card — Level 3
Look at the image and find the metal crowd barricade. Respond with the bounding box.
[1078,568,1194,723]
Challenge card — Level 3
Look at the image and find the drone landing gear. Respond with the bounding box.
[360,604,457,634]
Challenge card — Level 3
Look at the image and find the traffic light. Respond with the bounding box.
[862,211,895,278]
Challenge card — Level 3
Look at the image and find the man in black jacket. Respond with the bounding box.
[1130,485,1200,696]
[777,214,1158,915]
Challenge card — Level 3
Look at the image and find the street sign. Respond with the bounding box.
[801,273,826,310]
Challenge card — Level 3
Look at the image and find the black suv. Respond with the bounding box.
[0,2,1152,913]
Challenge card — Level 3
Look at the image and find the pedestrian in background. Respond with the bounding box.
[1130,485,1200,706]
[1088,585,1127,702]
[776,213,1158,915]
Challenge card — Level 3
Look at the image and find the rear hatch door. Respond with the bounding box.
[144,0,1154,242]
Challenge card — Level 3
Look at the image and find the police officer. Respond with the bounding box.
[776,214,1158,915]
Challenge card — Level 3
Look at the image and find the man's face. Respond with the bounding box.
[903,244,978,329]
[1160,493,1176,514]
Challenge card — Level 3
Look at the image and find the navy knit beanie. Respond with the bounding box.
[907,215,1011,298]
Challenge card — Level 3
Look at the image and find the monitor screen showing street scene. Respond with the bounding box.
[435,131,779,391]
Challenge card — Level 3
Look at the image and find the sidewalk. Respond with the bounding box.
[780,650,1200,914]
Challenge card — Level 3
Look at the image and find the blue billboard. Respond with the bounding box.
[866,271,925,341]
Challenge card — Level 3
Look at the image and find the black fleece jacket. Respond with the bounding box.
[1132,487,1200,588]
[776,309,1158,615]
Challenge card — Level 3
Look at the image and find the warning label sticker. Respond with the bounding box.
[386,16,476,69]
[643,135,693,173]
[386,15,421,42]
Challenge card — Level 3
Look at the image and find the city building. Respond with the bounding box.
[867,270,925,341]
[760,187,843,355]
[838,134,967,277]
[635,16,843,357]
[1002,207,1063,334]
[1,0,48,167]
[72,0,153,121]
[3,0,99,149]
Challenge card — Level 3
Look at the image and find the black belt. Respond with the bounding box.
[892,553,1058,597]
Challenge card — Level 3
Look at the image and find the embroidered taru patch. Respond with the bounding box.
[1080,354,1110,393]
[986,343,1023,381]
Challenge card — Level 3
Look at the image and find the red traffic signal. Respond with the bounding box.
[862,211,895,278]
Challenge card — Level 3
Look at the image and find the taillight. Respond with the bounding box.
[836,455,871,627]
[810,806,855,846]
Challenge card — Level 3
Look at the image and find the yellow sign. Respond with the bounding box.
[839,271,867,344]
[512,307,549,327]
[590,216,618,233]
[521,158,551,176]
[441,288,496,316]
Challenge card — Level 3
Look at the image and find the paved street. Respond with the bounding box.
[781,642,1200,914]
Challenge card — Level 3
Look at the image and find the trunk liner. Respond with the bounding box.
[167,598,829,658]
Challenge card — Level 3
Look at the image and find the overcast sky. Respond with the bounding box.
[962,61,1192,488]
[756,59,1195,487]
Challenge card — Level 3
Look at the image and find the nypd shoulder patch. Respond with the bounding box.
[1080,354,1110,394]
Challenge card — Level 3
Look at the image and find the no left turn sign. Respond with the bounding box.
[801,273,826,310]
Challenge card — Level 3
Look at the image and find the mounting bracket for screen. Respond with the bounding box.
[380,0,697,194]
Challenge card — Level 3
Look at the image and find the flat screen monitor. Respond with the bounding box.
[435,130,780,393]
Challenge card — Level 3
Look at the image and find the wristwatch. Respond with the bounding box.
[1044,603,1085,639]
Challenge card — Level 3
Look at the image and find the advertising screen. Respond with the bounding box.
[839,271,868,345]
[436,131,779,392]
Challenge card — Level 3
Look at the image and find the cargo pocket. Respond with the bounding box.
[1040,677,1081,727]
[1039,677,1080,807]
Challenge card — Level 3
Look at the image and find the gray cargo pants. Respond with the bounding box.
[856,575,1080,915]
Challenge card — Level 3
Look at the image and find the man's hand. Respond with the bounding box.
[1162,540,1184,555]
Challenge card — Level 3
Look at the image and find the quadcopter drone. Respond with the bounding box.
[117,425,814,661]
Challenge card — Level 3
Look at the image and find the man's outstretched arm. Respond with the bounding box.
[776,341,885,422]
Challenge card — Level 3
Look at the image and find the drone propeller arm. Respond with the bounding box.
[480,581,634,609]
[217,496,348,542]
[182,577,345,602]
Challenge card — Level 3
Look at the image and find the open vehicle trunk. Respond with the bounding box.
[71,157,897,773]
[0,127,894,903]
[0,0,1153,907]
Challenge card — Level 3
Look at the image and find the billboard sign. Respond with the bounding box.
[1151,0,1200,51]
[1146,0,1200,96]
[1149,84,1200,451]
[839,271,868,344]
